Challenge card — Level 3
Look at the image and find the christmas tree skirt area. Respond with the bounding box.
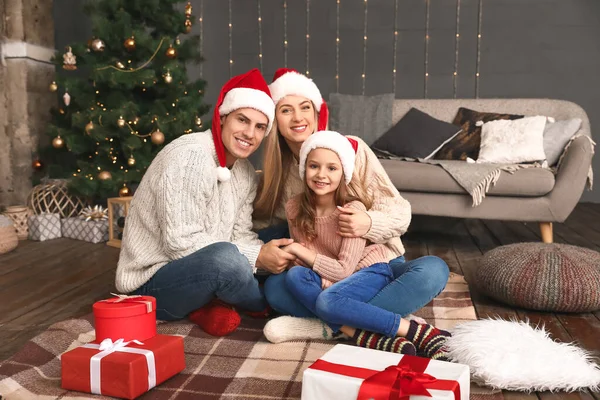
[0,274,505,400]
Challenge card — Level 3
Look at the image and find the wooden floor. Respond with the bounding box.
[1,203,599,399]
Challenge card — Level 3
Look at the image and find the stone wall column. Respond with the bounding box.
[1,0,56,208]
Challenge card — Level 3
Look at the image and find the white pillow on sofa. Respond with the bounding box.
[477,116,547,164]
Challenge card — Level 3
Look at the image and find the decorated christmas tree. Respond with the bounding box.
[35,0,209,199]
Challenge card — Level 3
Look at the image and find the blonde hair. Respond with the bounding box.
[254,105,320,221]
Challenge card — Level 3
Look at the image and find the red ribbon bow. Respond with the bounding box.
[309,354,460,400]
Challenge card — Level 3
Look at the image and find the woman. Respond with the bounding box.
[254,68,450,355]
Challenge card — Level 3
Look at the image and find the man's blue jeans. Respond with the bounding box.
[286,263,400,337]
[132,242,266,321]
[264,255,449,323]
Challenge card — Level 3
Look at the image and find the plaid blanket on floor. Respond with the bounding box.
[0,273,498,400]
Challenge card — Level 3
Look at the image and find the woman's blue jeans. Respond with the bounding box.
[132,242,266,321]
[286,263,401,337]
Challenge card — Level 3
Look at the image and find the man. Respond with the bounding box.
[116,69,296,336]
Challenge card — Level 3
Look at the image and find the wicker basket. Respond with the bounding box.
[28,179,87,218]
[0,216,19,253]
[2,206,32,240]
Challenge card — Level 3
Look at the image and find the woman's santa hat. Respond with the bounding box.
[299,130,359,185]
[269,68,329,131]
[212,68,274,182]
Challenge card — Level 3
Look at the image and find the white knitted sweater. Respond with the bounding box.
[115,130,263,293]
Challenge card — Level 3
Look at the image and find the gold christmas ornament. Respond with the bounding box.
[184,19,192,33]
[62,47,77,70]
[117,116,126,128]
[119,185,131,197]
[52,136,65,149]
[116,61,125,69]
[49,81,58,92]
[85,121,95,135]
[79,205,109,221]
[165,45,177,59]
[175,36,181,45]
[91,38,106,52]
[195,116,202,127]
[124,36,136,51]
[127,156,136,166]
[32,159,43,170]
[185,2,193,16]
[63,91,71,106]
[164,71,173,84]
[59,108,65,115]
[98,171,112,180]
[151,129,165,145]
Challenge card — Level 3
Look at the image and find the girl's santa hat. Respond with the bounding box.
[299,130,359,185]
[212,68,274,182]
[269,68,329,131]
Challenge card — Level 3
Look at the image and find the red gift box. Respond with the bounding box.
[61,334,185,399]
[93,293,157,342]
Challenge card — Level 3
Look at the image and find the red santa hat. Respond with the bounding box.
[269,68,329,131]
[299,130,359,185]
[212,68,274,182]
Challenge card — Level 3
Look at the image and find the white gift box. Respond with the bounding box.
[28,213,61,241]
[302,344,469,400]
[62,218,109,243]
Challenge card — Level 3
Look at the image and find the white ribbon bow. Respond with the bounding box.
[101,292,153,313]
[82,338,157,395]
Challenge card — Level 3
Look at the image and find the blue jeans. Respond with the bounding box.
[133,242,266,321]
[264,255,449,323]
[286,263,400,337]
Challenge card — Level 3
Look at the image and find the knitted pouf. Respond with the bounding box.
[477,242,600,312]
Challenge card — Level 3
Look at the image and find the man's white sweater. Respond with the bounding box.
[115,130,264,293]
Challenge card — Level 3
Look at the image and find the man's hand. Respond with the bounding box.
[337,206,372,237]
[256,238,296,274]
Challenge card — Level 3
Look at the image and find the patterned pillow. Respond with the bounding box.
[434,107,524,160]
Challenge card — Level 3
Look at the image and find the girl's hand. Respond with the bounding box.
[337,206,372,237]
[321,278,334,289]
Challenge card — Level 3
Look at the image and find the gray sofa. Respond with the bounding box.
[377,99,594,243]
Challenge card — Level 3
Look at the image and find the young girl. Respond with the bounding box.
[279,130,451,359]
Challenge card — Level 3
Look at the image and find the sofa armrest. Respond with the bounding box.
[547,135,594,222]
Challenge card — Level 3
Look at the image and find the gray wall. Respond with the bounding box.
[54,0,600,203]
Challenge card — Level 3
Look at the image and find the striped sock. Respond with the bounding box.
[405,320,451,361]
[352,330,416,355]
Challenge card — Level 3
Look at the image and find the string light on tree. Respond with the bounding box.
[117,116,125,128]
[475,0,483,98]
[257,0,263,73]
[85,121,95,135]
[453,0,461,99]
[164,70,173,83]
[424,0,431,98]
[127,156,136,166]
[32,159,43,170]
[335,0,340,91]
[361,0,368,95]
[116,61,125,69]
[305,0,310,76]
[283,0,288,67]
[392,0,399,94]
[228,0,233,77]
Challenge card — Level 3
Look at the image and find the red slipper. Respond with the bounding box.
[189,300,241,336]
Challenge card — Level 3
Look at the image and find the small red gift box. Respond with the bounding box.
[61,334,185,399]
[93,293,157,341]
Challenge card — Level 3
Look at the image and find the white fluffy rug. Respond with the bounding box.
[446,319,600,392]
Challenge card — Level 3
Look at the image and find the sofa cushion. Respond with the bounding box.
[371,108,462,159]
[380,160,555,197]
[476,243,600,312]
[434,107,524,161]
[544,118,582,166]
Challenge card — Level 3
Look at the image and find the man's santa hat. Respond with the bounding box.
[269,68,329,131]
[212,68,274,182]
[299,130,359,185]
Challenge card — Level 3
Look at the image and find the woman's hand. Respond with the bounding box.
[321,278,334,289]
[337,206,372,237]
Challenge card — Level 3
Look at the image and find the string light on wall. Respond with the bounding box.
[424,0,430,98]
[362,0,368,95]
[475,0,483,98]
[392,0,399,94]
[257,0,264,73]
[305,0,310,76]
[335,0,340,91]
[283,0,288,67]
[228,0,233,77]
[199,0,204,77]
[453,0,461,98]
